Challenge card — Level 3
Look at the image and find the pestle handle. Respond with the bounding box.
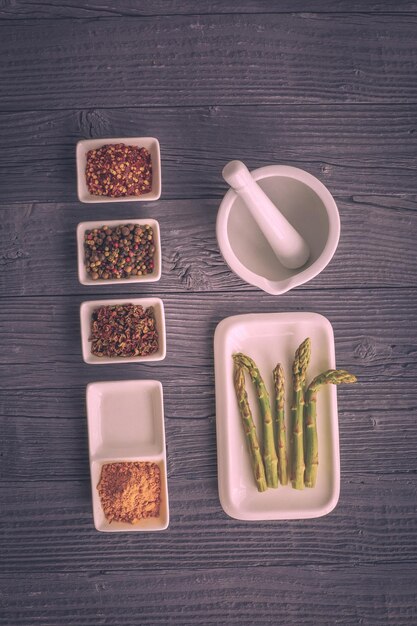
[222,160,310,269]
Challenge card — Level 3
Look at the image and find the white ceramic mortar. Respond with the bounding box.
[216,165,340,295]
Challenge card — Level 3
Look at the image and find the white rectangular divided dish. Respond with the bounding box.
[86,380,169,532]
[76,137,161,203]
[80,297,166,364]
[77,218,161,285]
[214,312,339,521]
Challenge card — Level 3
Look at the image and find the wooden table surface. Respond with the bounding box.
[1,2,416,624]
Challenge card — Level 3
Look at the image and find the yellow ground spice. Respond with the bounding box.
[97,461,161,524]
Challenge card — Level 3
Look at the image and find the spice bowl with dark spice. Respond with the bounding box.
[76,137,161,203]
[86,380,169,532]
[80,297,166,364]
[77,218,161,285]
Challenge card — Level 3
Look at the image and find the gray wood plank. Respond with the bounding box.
[0,289,416,483]
[1,15,417,110]
[1,376,413,418]
[0,289,415,381]
[0,105,416,202]
[1,396,416,482]
[1,565,416,625]
[2,0,417,19]
[1,196,416,297]
[1,475,417,572]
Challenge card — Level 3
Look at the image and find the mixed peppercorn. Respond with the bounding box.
[86,143,152,197]
[90,304,159,358]
[84,223,155,280]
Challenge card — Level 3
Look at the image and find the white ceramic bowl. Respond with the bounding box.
[76,137,161,203]
[86,379,169,532]
[80,297,166,364]
[216,165,340,295]
[77,218,161,285]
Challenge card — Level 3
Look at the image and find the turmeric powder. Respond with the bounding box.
[97,461,161,524]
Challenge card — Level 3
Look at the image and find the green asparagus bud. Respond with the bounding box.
[233,361,268,492]
[291,338,311,490]
[305,369,357,488]
[273,363,288,485]
[234,353,278,488]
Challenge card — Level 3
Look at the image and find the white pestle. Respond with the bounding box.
[222,160,310,269]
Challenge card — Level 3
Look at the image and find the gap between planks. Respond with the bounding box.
[0,285,414,302]
[1,101,417,114]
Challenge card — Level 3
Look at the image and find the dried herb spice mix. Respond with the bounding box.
[97,462,161,524]
[90,304,158,358]
[84,223,155,280]
[86,143,152,197]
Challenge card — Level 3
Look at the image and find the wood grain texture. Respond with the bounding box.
[0,289,415,377]
[1,475,417,573]
[0,106,416,202]
[1,2,417,623]
[1,565,416,626]
[1,15,417,110]
[1,396,416,483]
[0,289,416,484]
[0,196,416,297]
[2,0,417,19]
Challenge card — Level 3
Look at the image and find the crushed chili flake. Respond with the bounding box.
[85,143,152,197]
[97,461,161,524]
[90,303,158,358]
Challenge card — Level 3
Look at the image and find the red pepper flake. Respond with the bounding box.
[89,304,159,358]
[85,143,152,198]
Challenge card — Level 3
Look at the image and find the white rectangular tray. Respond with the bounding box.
[86,379,169,532]
[214,311,339,521]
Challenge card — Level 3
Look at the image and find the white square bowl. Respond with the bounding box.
[77,218,162,285]
[80,297,166,364]
[86,380,169,532]
[76,137,161,203]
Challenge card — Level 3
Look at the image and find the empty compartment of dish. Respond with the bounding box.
[86,380,165,457]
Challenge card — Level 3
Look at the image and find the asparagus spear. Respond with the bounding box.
[233,361,268,492]
[273,363,288,485]
[304,369,357,488]
[291,338,311,490]
[233,353,278,488]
